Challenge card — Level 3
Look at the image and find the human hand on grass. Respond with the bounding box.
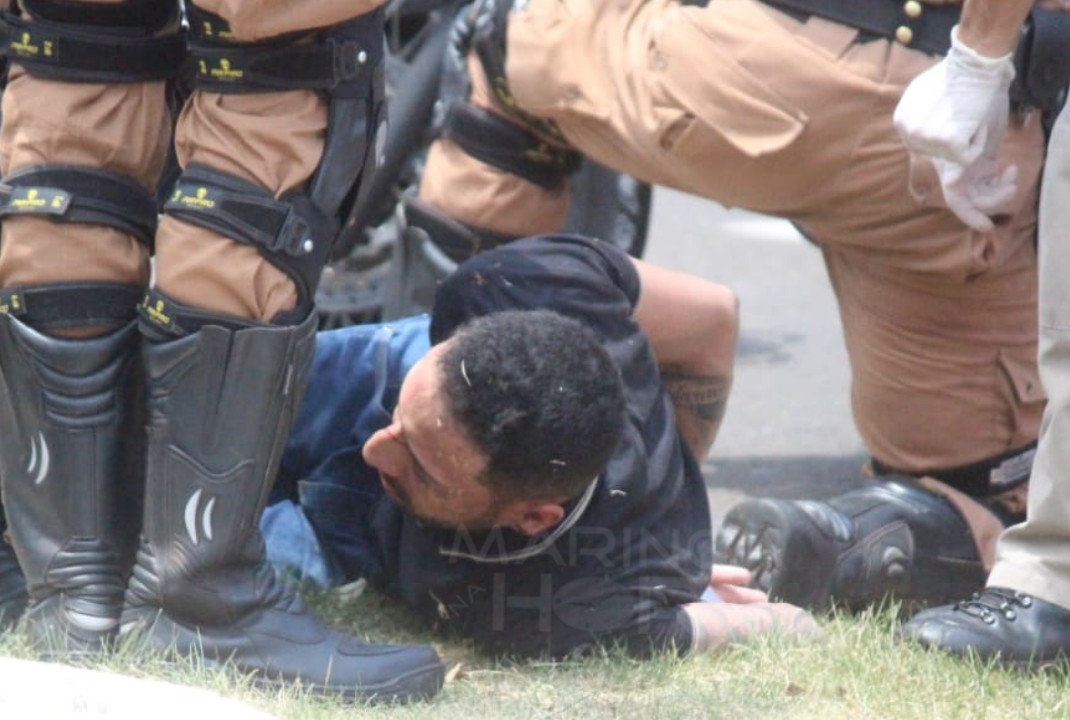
[708,564,770,604]
[684,564,823,652]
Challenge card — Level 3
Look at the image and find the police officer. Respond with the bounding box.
[409,0,1050,612]
[0,0,443,702]
[896,0,1070,666]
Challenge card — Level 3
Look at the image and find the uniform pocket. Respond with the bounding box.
[997,348,1045,449]
[998,349,1045,407]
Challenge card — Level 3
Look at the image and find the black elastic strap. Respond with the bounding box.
[138,287,260,340]
[0,165,158,251]
[19,0,178,33]
[0,282,142,331]
[163,164,337,312]
[442,102,581,190]
[190,36,375,94]
[186,9,382,97]
[0,11,186,82]
[404,194,516,263]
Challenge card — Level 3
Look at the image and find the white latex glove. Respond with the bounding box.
[894,26,1018,231]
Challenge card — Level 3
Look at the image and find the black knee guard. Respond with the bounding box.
[161,6,387,327]
[0,164,155,334]
[0,1,183,330]
[435,0,580,190]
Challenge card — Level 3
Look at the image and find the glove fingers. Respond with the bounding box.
[944,185,997,232]
[971,165,1018,216]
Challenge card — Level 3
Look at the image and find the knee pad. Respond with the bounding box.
[0,165,157,333]
[436,0,580,190]
[160,6,387,328]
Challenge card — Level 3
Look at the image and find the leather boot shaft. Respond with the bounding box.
[126,313,316,625]
[122,313,444,702]
[0,314,143,649]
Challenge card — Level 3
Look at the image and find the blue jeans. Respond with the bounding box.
[263,315,431,588]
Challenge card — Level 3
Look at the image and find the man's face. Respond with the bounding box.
[363,342,503,530]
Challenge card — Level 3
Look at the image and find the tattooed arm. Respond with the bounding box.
[631,257,739,461]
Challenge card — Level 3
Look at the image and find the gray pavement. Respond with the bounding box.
[642,188,870,530]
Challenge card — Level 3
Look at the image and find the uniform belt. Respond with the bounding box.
[684,0,960,57]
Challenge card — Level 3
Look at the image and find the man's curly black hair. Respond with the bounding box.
[437,309,626,502]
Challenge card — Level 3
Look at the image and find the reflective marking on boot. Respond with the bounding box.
[28,432,50,485]
[882,546,908,580]
[66,608,118,633]
[183,489,216,546]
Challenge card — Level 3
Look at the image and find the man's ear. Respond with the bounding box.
[500,501,566,536]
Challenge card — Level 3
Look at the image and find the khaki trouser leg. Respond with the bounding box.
[0,0,168,297]
[498,0,1044,474]
[154,0,386,322]
[988,104,1070,608]
[419,55,571,237]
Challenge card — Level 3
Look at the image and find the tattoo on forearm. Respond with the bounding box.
[661,367,731,458]
[662,371,730,422]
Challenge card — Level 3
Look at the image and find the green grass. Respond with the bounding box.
[4,587,1070,720]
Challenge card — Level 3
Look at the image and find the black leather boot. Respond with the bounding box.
[121,313,444,703]
[0,506,28,631]
[0,314,143,652]
[714,479,987,612]
[899,587,1070,667]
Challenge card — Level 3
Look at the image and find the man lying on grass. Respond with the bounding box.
[264,234,820,658]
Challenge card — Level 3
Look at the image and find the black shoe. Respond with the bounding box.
[714,479,986,611]
[899,587,1070,668]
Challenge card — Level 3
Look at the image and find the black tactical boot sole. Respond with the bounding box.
[122,606,446,704]
[715,498,846,610]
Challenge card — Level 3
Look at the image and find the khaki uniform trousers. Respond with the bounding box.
[989,100,1070,607]
[420,0,1046,476]
[0,0,385,325]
